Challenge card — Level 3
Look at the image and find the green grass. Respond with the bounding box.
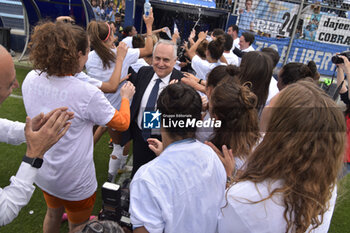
[0,67,350,232]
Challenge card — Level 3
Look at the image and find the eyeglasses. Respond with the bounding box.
[82,221,104,233]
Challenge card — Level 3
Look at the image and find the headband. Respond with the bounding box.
[103,23,111,42]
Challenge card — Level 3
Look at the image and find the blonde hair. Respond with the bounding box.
[235,80,346,233]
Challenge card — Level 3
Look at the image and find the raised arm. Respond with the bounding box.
[186,31,207,60]
[139,8,154,58]
[100,42,128,93]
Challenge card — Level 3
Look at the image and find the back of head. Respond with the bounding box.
[210,82,259,157]
[29,21,88,76]
[229,25,239,34]
[242,32,255,45]
[223,33,233,51]
[207,65,240,88]
[208,35,225,60]
[132,35,145,48]
[261,47,280,68]
[307,60,320,81]
[77,220,124,233]
[239,51,273,110]
[157,83,202,139]
[279,62,313,88]
[124,26,134,36]
[240,79,346,233]
[212,28,225,38]
[196,40,208,59]
[87,21,116,69]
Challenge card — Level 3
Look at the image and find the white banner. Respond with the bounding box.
[314,15,350,46]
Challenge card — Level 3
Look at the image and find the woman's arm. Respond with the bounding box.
[100,42,128,93]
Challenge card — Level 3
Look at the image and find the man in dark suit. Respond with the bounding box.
[122,40,183,177]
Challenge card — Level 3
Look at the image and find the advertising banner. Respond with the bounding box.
[253,35,349,76]
[315,15,350,46]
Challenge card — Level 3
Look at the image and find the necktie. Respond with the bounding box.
[142,78,162,140]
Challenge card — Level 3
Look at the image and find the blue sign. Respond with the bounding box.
[253,35,349,76]
[143,110,161,129]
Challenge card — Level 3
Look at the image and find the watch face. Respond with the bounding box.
[32,158,43,168]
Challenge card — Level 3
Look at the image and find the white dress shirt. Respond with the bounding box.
[130,139,226,233]
[0,119,38,226]
[137,72,171,129]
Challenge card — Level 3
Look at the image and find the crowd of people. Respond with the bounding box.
[0,2,350,233]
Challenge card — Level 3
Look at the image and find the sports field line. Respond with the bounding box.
[10,94,23,99]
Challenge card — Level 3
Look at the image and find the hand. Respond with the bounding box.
[116,42,128,60]
[25,110,72,159]
[147,138,163,156]
[181,76,201,90]
[205,141,235,177]
[239,8,244,14]
[183,72,200,83]
[201,96,208,112]
[31,107,74,131]
[161,27,169,33]
[143,8,154,27]
[338,55,350,75]
[197,31,207,41]
[120,81,135,100]
[169,79,178,85]
[172,31,180,41]
[189,29,196,40]
[120,73,131,83]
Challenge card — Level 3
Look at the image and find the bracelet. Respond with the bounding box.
[198,79,203,84]
[146,34,152,37]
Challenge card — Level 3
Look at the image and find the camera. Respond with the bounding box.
[331,51,350,64]
[98,181,132,230]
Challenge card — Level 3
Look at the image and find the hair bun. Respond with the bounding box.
[226,65,240,77]
[239,85,257,110]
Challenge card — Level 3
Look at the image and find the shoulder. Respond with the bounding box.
[138,66,154,74]
[171,68,184,78]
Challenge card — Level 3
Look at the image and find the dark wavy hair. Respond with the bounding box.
[210,82,260,159]
[157,83,202,139]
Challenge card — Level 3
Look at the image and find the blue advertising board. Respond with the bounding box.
[158,0,216,8]
[253,35,349,76]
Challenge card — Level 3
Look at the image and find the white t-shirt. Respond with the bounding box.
[122,36,133,48]
[85,48,140,109]
[218,180,337,233]
[266,77,279,106]
[130,58,149,73]
[223,51,239,66]
[130,139,226,233]
[22,70,115,200]
[191,55,226,80]
[233,37,240,49]
[74,71,102,88]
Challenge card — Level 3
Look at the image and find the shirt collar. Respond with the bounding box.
[153,72,172,84]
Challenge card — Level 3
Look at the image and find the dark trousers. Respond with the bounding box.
[130,122,161,178]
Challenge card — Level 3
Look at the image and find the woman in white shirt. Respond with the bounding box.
[130,83,226,233]
[186,31,226,81]
[22,21,135,233]
[85,11,154,180]
[216,79,346,233]
[208,81,260,172]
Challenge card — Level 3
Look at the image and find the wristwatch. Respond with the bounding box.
[22,155,43,168]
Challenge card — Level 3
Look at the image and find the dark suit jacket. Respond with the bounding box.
[121,66,184,145]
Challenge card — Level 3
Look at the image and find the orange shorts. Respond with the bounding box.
[42,190,96,224]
